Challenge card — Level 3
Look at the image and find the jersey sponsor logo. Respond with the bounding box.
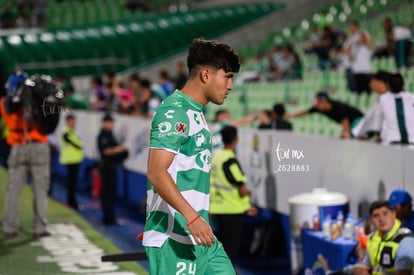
[193,113,201,125]
[195,133,205,147]
[158,122,172,133]
[165,110,175,119]
[171,100,183,107]
[175,122,188,136]
[195,150,211,170]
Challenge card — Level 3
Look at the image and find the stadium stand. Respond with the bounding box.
[205,0,414,137]
[0,2,285,77]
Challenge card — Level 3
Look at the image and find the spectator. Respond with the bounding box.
[210,126,256,262]
[59,114,84,210]
[173,61,188,90]
[352,70,391,141]
[388,189,414,232]
[127,73,141,99]
[343,20,361,92]
[352,73,414,145]
[158,69,175,97]
[116,82,136,114]
[353,200,414,275]
[272,103,293,130]
[135,78,160,118]
[304,25,322,49]
[269,45,295,81]
[211,109,256,151]
[373,17,394,59]
[305,25,337,70]
[344,20,373,94]
[90,76,109,111]
[257,109,273,129]
[97,114,128,225]
[391,20,412,68]
[286,91,363,139]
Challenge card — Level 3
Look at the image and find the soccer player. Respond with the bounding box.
[143,38,240,274]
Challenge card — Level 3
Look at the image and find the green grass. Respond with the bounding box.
[0,167,148,275]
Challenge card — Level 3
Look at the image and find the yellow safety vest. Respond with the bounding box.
[367,219,413,275]
[59,126,84,165]
[210,149,250,214]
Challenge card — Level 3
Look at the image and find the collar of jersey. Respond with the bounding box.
[176,90,203,110]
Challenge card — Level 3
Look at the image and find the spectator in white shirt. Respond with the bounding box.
[352,73,414,145]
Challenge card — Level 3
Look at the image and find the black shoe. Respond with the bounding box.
[33,231,51,239]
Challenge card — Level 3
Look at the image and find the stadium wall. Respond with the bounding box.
[54,111,414,218]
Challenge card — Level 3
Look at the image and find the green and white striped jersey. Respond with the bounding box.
[143,90,212,247]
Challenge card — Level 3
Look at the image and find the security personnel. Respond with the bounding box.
[0,74,51,238]
[59,114,84,210]
[210,125,256,261]
[97,114,128,225]
[354,200,414,275]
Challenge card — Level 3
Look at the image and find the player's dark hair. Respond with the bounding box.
[187,38,240,75]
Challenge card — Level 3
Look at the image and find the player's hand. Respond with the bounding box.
[187,216,215,247]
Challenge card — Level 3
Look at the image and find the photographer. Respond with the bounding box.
[0,73,59,238]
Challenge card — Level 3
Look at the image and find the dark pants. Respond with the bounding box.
[345,68,357,93]
[353,73,372,94]
[0,139,10,168]
[66,163,79,209]
[99,163,118,224]
[214,214,244,261]
[394,39,412,68]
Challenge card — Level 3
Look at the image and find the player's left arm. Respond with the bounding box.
[147,148,215,247]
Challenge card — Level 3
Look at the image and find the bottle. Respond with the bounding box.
[336,210,345,229]
[330,220,340,240]
[344,216,354,240]
[312,214,320,231]
[322,214,331,238]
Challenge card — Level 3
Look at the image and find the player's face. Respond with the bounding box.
[370,206,396,234]
[206,69,234,105]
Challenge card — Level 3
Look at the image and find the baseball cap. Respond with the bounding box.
[371,70,391,83]
[388,189,412,208]
[314,91,330,106]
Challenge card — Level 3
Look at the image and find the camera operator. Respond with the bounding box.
[0,72,58,238]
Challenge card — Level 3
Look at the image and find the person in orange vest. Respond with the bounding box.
[0,73,54,239]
